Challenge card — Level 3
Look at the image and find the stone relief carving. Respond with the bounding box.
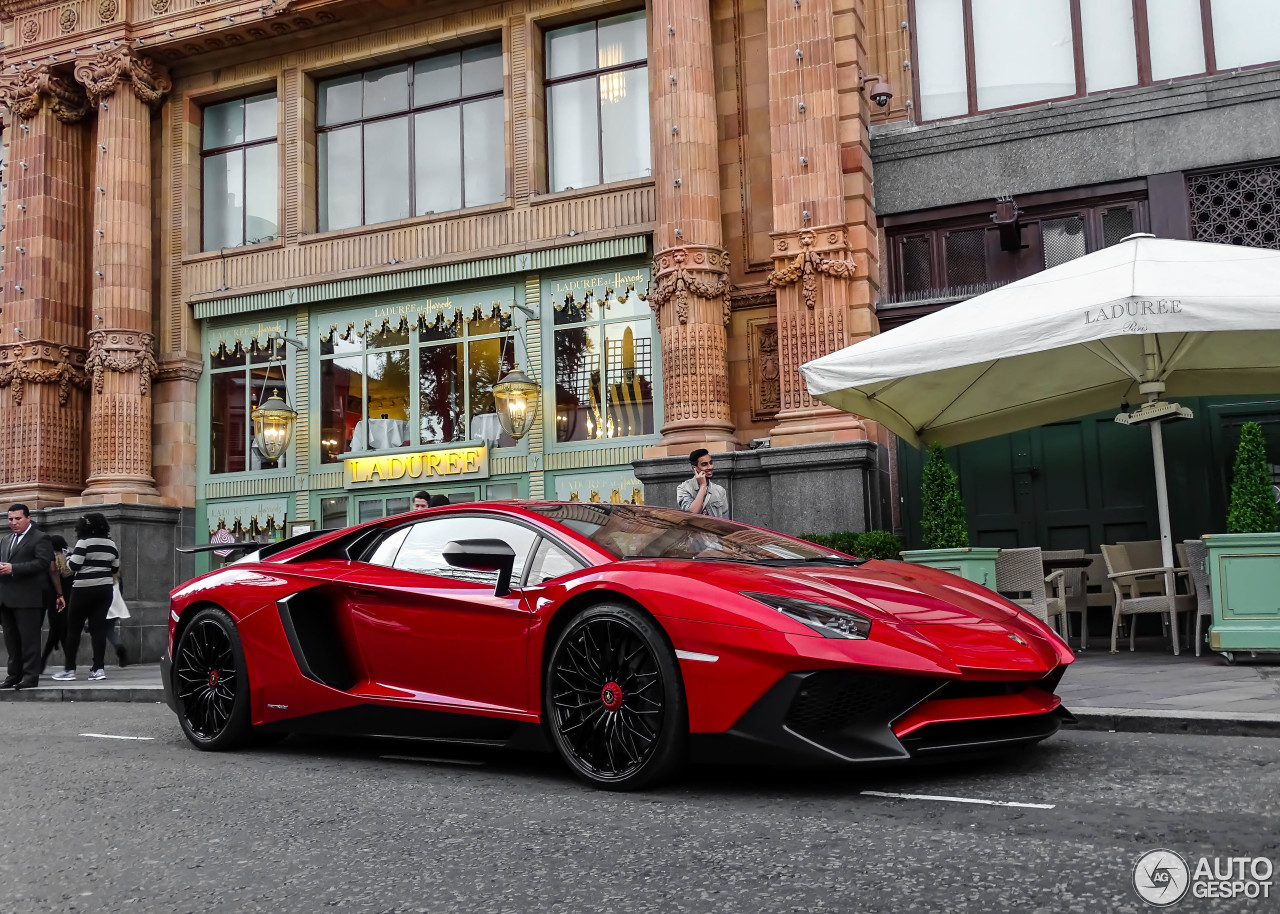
[748,318,780,420]
[59,5,77,32]
[0,343,88,406]
[0,66,88,121]
[150,0,170,12]
[75,46,172,106]
[767,229,858,309]
[85,330,159,396]
[648,248,732,326]
[98,0,117,22]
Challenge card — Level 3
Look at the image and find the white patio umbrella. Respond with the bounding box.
[800,234,1280,570]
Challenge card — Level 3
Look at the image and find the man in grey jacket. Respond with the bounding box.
[1,504,54,689]
[676,449,729,518]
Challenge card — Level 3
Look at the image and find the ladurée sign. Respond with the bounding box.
[344,445,490,488]
[1085,299,1182,324]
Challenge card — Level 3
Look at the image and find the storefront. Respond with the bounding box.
[194,247,656,569]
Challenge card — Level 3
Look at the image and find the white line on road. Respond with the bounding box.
[380,754,485,766]
[860,790,1055,809]
[80,733,155,741]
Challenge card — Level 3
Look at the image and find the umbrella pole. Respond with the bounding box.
[1149,418,1176,570]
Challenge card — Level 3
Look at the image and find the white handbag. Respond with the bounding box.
[107,582,130,620]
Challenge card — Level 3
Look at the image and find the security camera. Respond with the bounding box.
[868,78,893,107]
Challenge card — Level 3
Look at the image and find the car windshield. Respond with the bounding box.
[526,503,853,563]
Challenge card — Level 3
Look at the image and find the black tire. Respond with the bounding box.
[173,607,252,751]
[544,603,688,790]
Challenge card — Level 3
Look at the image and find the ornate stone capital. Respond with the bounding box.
[260,0,298,13]
[85,329,159,396]
[0,66,89,122]
[0,341,88,406]
[649,245,732,326]
[156,357,204,385]
[767,227,860,309]
[74,47,172,107]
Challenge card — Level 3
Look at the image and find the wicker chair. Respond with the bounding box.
[995,547,1067,631]
[1100,543,1196,654]
[1182,539,1215,657]
[1042,549,1089,648]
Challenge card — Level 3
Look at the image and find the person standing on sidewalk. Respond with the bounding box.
[676,449,729,518]
[0,504,55,690]
[51,513,119,683]
[40,534,73,673]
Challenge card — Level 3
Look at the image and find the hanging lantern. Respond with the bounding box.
[251,387,296,461]
[491,366,541,441]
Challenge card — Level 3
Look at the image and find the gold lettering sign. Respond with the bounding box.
[344,445,491,488]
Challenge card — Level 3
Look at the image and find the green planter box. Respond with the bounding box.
[1205,532,1280,655]
[900,547,1001,590]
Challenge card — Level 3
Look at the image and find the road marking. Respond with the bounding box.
[860,790,1055,809]
[80,733,155,741]
[380,754,485,767]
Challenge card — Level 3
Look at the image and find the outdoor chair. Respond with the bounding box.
[1042,549,1089,649]
[1182,539,1215,657]
[1100,543,1195,655]
[1119,540,1166,596]
[995,547,1067,632]
[1083,553,1114,640]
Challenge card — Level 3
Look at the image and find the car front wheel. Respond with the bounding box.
[545,603,688,790]
[173,607,252,751]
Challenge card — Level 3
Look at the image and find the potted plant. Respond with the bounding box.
[1205,421,1280,658]
[901,442,1001,588]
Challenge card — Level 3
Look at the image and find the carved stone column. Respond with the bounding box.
[645,0,739,456]
[0,68,90,507]
[73,48,171,502]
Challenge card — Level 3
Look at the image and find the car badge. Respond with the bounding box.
[1007,633,1027,645]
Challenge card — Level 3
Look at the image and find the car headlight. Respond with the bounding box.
[742,592,872,640]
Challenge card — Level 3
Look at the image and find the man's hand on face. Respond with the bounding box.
[695,465,709,488]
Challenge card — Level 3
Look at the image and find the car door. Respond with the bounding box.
[338,514,540,715]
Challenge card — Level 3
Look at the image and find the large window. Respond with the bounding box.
[911,0,1280,122]
[319,303,518,464]
[202,93,279,250]
[545,11,651,192]
[317,44,505,232]
[208,338,289,473]
[552,287,655,443]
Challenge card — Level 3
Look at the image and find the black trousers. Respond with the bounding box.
[1,604,42,683]
[42,592,67,666]
[63,586,112,672]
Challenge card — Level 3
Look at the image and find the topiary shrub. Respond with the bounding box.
[852,530,905,561]
[799,533,833,549]
[1227,421,1279,534]
[920,441,970,549]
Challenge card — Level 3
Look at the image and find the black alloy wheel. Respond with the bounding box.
[545,603,687,790]
[174,607,251,751]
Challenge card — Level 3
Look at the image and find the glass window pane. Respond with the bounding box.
[1210,0,1280,69]
[320,496,349,530]
[210,371,247,473]
[364,349,411,450]
[1042,216,1087,268]
[1080,0,1138,92]
[244,93,278,142]
[320,355,365,462]
[416,107,463,215]
[368,526,411,566]
[462,44,503,96]
[319,73,363,125]
[548,77,600,191]
[419,342,465,445]
[598,11,647,66]
[914,0,969,120]
[358,500,384,523]
[203,98,244,150]
[463,97,506,206]
[554,325,601,442]
[468,335,517,448]
[414,53,462,106]
[419,310,462,344]
[526,538,584,585]
[600,66,650,183]
[547,21,597,79]
[1148,0,1207,80]
[203,150,243,250]
[364,65,409,118]
[318,126,362,232]
[604,320,655,438]
[393,517,536,583]
[244,142,279,244]
[248,363,287,470]
[363,116,411,225]
[973,0,1075,110]
[386,496,411,515]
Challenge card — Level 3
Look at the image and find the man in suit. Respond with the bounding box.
[1,504,54,689]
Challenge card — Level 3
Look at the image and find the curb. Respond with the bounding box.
[1068,707,1280,739]
[0,687,165,703]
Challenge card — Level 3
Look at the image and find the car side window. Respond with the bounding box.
[366,526,410,567]
[391,516,538,585]
[526,537,585,585]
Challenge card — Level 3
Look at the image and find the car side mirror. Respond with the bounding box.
[443,538,517,596]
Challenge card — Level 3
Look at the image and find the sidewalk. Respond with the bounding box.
[4,644,1279,739]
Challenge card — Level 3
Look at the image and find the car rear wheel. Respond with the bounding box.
[545,603,687,790]
[174,607,251,751]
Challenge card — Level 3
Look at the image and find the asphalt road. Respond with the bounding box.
[1,703,1276,914]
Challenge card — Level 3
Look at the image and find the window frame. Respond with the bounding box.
[907,0,1274,124]
[206,337,291,476]
[543,10,650,192]
[200,91,280,252]
[315,44,506,232]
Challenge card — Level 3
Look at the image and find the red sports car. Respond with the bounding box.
[163,503,1074,789]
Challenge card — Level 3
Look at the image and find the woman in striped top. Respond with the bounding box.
[50,513,120,682]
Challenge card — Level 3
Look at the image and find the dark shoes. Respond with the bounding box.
[0,678,17,690]
[15,679,39,690]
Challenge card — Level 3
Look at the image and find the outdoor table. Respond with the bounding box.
[1041,555,1092,575]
